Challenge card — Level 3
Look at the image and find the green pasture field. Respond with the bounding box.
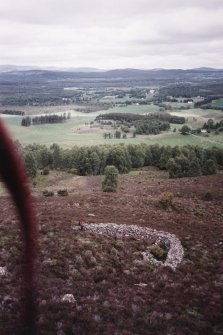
[165,102,193,109]
[144,131,223,148]
[101,104,161,114]
[1,105,223,148]
[211,98,223,108]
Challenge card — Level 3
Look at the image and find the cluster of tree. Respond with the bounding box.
[102,165,119,192]
[194,98,211,108]
[21,113,71,127]
[182,99,194,103]
[96,112,185,124]
[96,112,170,135]
[103,131,127,139]
[134,120,170,135]
[202,119,223,131]
[159,83,223,100]
[2,95,67,106]
[169,115,185,124]
[159,103,192,111]
[96,112,185,136]
[96,113,145,122]
[129,89,147,99]
[194,96,223,109]
[180,125,191,135]
[159,85,201,98]
[22,142,223,179]
[0,110,25,116]
[142,112,185,124]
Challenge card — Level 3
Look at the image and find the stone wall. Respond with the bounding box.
[84,223,184,270]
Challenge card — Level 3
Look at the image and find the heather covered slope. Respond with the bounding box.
[0,171,223,334]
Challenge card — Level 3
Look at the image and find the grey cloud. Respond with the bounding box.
[0,0,223,69]
[0,0,222,25]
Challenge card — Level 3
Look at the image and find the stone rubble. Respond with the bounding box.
[84,223,184,270]
[0,266,7,277]
[61,294,76,304]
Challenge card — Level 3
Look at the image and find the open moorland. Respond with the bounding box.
[0,169,223,334]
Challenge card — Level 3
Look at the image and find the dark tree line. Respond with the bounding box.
[1,110,25,116]
[96,112,185,136]
[194,96,223,110]
[96,112,185,124]
[22,142,223,179]
[202,119,223,131]
[21,113,71,127]
[159,85,201,98]
[134,120,170,135]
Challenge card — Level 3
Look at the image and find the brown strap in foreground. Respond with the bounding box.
[0,120,38,334]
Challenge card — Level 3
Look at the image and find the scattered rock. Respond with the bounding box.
[165,313,173,320]
[43,258,57,267]
[88,213,95,217]
[103,301,110,307]
[134,283,148,287]
[61,294,76,303]
[0,266,7,277]
[93,315,102,323]
[123,269,131,275]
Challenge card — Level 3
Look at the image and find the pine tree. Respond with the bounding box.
[102,165,119,192]
[24,152,37,178]
[202,159,217,175]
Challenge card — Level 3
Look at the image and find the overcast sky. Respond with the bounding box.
[0,0,223,69]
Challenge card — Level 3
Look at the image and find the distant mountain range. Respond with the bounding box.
[0,64,104,73]
[0,65,223,81]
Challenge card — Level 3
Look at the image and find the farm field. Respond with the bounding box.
[210,98,223,108]
[1,105,223,148]
[1,170,223,334]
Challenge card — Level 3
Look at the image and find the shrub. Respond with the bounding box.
[57,189,68,196]
[180,125,191,135]
[114,239,124,249]
[202,159,217,175]
[158,191,174,209]
[84,250,97,267]
[42,167,50,175]
[202,192,213,201]
[68,168,78,175]
[42,190,54,197]
[149,244,168,261]
[24,152,37,178]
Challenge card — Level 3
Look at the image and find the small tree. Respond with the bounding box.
[102,165,119,192]
[180,125,191,135]
[202,159,217,175]
[187,157,202,177]
[114,130,121,139]
[24,152,37,178]
[158,191,174,209]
